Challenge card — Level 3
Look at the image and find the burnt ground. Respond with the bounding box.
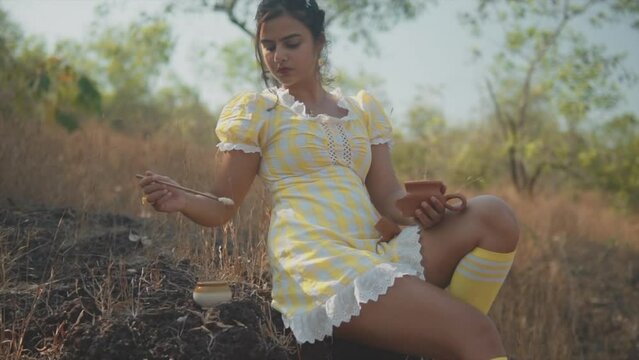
[0,206,420,360]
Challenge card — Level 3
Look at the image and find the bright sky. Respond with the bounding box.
[3,0,639,125]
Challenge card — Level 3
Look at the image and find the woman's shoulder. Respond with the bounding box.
[223,91,263,107]
[350,89,380,104]
[345,89,386,115]
[220,90,278,117]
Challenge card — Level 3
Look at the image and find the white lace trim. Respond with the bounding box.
[216,142,261,154]
[282,225,424,344]
[271,87,356,123]
[371,138,394,148]
[391,225,424,280]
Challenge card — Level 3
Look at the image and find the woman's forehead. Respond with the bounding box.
[259,14,310,41]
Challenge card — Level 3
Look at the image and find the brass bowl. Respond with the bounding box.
[192,281,232,308]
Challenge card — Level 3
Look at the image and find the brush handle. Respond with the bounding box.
[135,174,234,206]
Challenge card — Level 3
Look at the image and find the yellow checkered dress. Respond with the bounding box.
[215,87,423,343]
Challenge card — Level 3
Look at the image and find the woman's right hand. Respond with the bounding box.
[138,171,187,213]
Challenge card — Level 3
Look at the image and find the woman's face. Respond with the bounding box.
[259,14,323,87]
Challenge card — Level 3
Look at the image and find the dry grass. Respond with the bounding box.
[1,119,638,359]
[491,188,639,358]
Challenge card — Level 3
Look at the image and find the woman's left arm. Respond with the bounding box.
[365,144,412,225]
[365,144,445,228]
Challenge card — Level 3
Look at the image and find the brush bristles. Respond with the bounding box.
[218,197,235,206]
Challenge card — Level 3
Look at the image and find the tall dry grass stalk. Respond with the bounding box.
[1,119,637,358]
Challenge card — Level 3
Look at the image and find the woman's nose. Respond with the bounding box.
[274,48,288,64]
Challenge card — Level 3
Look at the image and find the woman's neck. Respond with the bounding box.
[282,80,348,118]
[285,81,327,111]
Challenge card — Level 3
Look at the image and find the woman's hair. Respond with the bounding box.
[254,0,331,91]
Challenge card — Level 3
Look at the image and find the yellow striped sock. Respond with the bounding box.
[448,247,515,314]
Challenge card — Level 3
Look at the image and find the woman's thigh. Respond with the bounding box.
[333,275,504,359]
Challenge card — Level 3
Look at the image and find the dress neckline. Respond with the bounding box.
[266,87,357,123]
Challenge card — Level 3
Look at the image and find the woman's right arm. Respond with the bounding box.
[139,150,260,228]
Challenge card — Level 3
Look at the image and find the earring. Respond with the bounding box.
[318,58,326,67]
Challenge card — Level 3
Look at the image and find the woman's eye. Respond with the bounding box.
[286,43,300,49]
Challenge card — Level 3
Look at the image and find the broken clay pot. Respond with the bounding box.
[374,216,402,243]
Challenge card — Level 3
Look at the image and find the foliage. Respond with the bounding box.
[0,8,103,130]
[203,37,263,94]
[0,5,214,136]
[460,0,639,195]
[392,101,505,189]
[37,56,103,131]
[0,12,38,121]
[578,113,639,209]
[54,17,177,132]
[333,68,386,98]
[154,79,219,145]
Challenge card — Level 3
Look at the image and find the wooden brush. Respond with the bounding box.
[135,174,235,206]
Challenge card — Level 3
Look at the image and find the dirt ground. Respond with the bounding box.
[0,205,422,360]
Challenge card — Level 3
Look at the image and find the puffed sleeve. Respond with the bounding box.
[215,92,263,154]
[356,90,393,146]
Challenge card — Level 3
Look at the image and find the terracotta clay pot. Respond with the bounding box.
[396,180,467,217]
[192,281,232,308]
[374,216,401,243]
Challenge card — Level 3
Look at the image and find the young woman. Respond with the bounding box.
[139,0,519,358]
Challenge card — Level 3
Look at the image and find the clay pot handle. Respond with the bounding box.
[443,193,467,212]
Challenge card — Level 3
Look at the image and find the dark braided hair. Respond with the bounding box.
[254,0,331,92]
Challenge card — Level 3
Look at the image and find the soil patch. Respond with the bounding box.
[0,205,416,359]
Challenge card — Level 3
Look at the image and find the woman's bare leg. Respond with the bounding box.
[333,195,519,358]
[334,276,504,359]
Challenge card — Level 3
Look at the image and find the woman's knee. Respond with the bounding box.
[454,312,504,359]
[469,195,519,252]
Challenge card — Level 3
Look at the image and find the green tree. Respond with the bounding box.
[155,78,220,145]
[0,7,102,129]
[56,17,176,132]
[204,38,262,94]
[0,7,25,119]
[578,113,639,209]
[1,4,213,135]
[37,55,102,131]
[461,0,639,195]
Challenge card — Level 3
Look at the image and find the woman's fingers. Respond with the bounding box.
[154,189,173,210]
[415,209,434,228]
[139,172,175,186]
[141,182,161,194]
[139,172,180,194]
[429,196,446,214]
[146,188,168,204]
[138,171,185,213]
[415,197,446,228]
[421,201,440,220]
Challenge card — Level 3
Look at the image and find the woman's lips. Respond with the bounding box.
[277,68,292,75]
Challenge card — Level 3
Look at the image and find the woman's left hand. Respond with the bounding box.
[414,196,446,229]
